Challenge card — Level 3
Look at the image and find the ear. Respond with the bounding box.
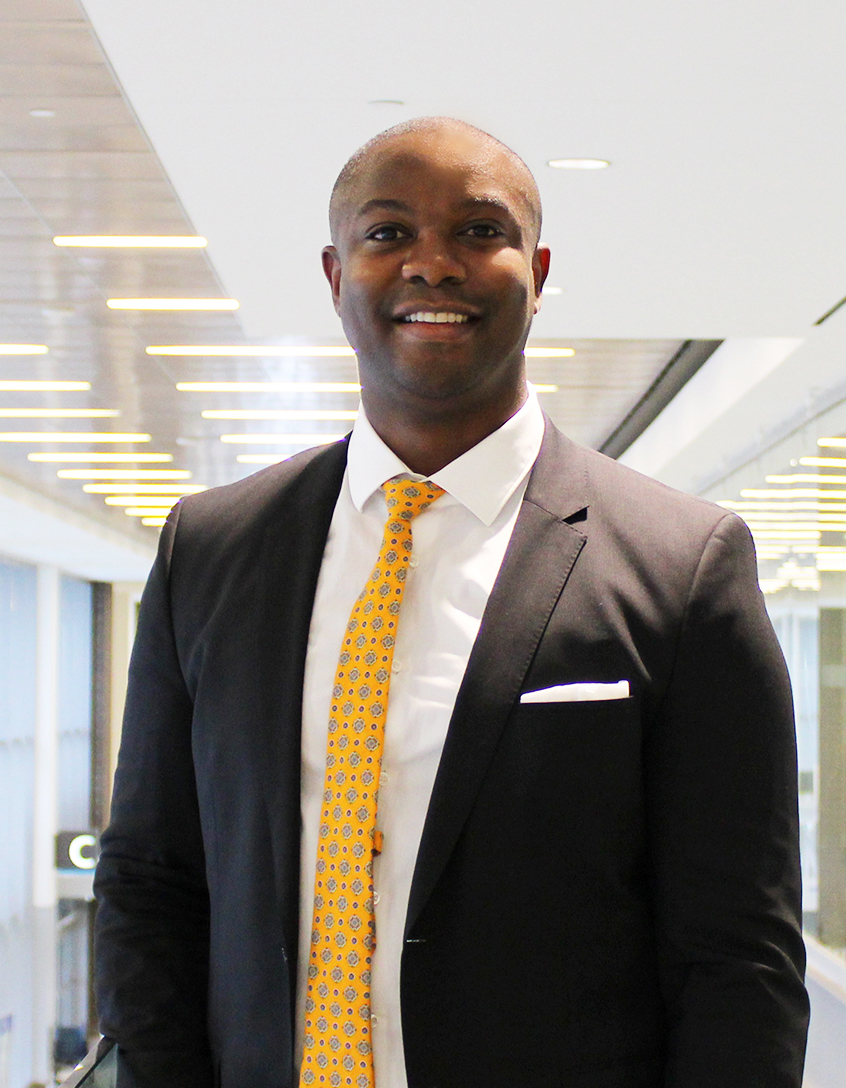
[532,246,551,314]
[322,245,342,316]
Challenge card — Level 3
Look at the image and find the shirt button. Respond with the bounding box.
[391,660,402,673]
[380,769,390,784]
[371,1015,380,1026]
[373,891,381,905]
[408,554,419,569]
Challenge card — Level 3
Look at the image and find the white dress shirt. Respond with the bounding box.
[297,388,545,1087]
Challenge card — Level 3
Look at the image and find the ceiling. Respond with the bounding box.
[1,0,843,545]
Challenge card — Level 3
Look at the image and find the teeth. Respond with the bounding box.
[403,312,469,324]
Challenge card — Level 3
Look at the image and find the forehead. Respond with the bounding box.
[338,129,535,231]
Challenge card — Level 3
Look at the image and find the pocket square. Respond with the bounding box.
[520,680,630,703]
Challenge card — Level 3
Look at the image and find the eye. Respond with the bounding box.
[365,224,409,242]
[460,222,504,239]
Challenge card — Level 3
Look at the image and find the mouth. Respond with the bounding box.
[398,311,473,325]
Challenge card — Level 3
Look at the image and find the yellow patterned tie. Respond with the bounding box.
[300,477,445,1088]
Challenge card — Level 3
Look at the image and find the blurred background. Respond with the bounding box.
[1,1,845,1084]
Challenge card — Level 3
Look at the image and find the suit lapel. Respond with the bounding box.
[253,441,348,975]
[406,422,591,935]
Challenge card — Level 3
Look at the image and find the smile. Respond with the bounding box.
[400,312,471,324]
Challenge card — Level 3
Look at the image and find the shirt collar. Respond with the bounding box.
[347,385,545,526]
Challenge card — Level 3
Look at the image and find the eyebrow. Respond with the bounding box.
[356,198,413,217]
[355,194,521,227]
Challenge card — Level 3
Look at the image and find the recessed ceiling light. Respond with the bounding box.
[201,409,358,421]
[541,287,563,295]
[85,483,206,494]
[177,382,361,393]
[29,452,172,462]
[547,159,610,170]
[105,496,185,507]
[0,344,48,354]
[30,108,56,118]
[107,298,240,310]
[58,469,191,480]
[524,347,575,358]
[2,381,89,391]
[149,345,355,357]
[0,408,119,419]
[53,236,207,248]
[220,434,345,445]
[0,432,150,443]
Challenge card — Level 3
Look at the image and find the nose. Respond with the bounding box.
[401,230,466,287]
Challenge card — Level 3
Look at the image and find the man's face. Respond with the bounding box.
[323,128,549,419]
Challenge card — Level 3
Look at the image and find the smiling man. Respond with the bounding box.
[95,118,809,1088]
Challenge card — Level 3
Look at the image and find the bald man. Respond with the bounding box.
[95,118,808,1088]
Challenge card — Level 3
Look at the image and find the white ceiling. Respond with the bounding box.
[81,0,846,343]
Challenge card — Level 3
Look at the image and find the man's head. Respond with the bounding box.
[322,117,550,455]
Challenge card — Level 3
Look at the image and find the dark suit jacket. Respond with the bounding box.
[94,420,809,1088]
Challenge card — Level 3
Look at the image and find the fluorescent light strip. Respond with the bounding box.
[738,512,846,521]
[220,434,344,445]
[528,383,559,393]
[105,496,183,507]
[141,517,167,527]
[750,530,821,538]
[54,236,207,247]
[58,469,191,480]
[766,474,846,484]
[818,438,846,448]
[29,452,172,463]
[719,502,846,511]
[107,298,239,310]
[0,344,49,355]
[149,345,355,357]
[800,457,846,467]
[0,408,119,419]
[85,483,206,495]
[125,506,178,516]
[740,489,846,499]
[747,524,845,532]
[177,382,361,393]
[202,409,358,421]
[0,432,150,443]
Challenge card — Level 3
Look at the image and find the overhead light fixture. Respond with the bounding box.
[541,287,563,295]
[818,437,846,448]
[107,298,239,310]
[524,347,575,358]
[53,236,207,247]
[220,433,345,445]
[0,344,48,354]
[0,408,119,419]
[177,382,361,393]
[0,432,150,443]
[149,345,355,357]
[766,474,846,485]
[85,483,206,495]
[800,457,846,467]
[141,516,167,526]
[547,159,610,170]
[202,409,358,421]
[30,108,56,118]
[59,469,191,480]
[105,496,185,507]
[126,507,177,517]
[719,501,846,511]
[29,451,172,463]
[527,383,559,393]
[740,489,846,499]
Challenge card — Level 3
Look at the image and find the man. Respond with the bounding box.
[95,118,809,1088]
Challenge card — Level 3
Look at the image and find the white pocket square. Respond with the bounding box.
[520,680,630,704]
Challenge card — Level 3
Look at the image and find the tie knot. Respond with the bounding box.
[383,476,444,521]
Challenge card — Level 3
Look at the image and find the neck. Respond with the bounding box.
[361,383,528,476]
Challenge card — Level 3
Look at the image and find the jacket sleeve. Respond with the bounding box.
[94,505,215,1088]
[646,513,809,1087]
